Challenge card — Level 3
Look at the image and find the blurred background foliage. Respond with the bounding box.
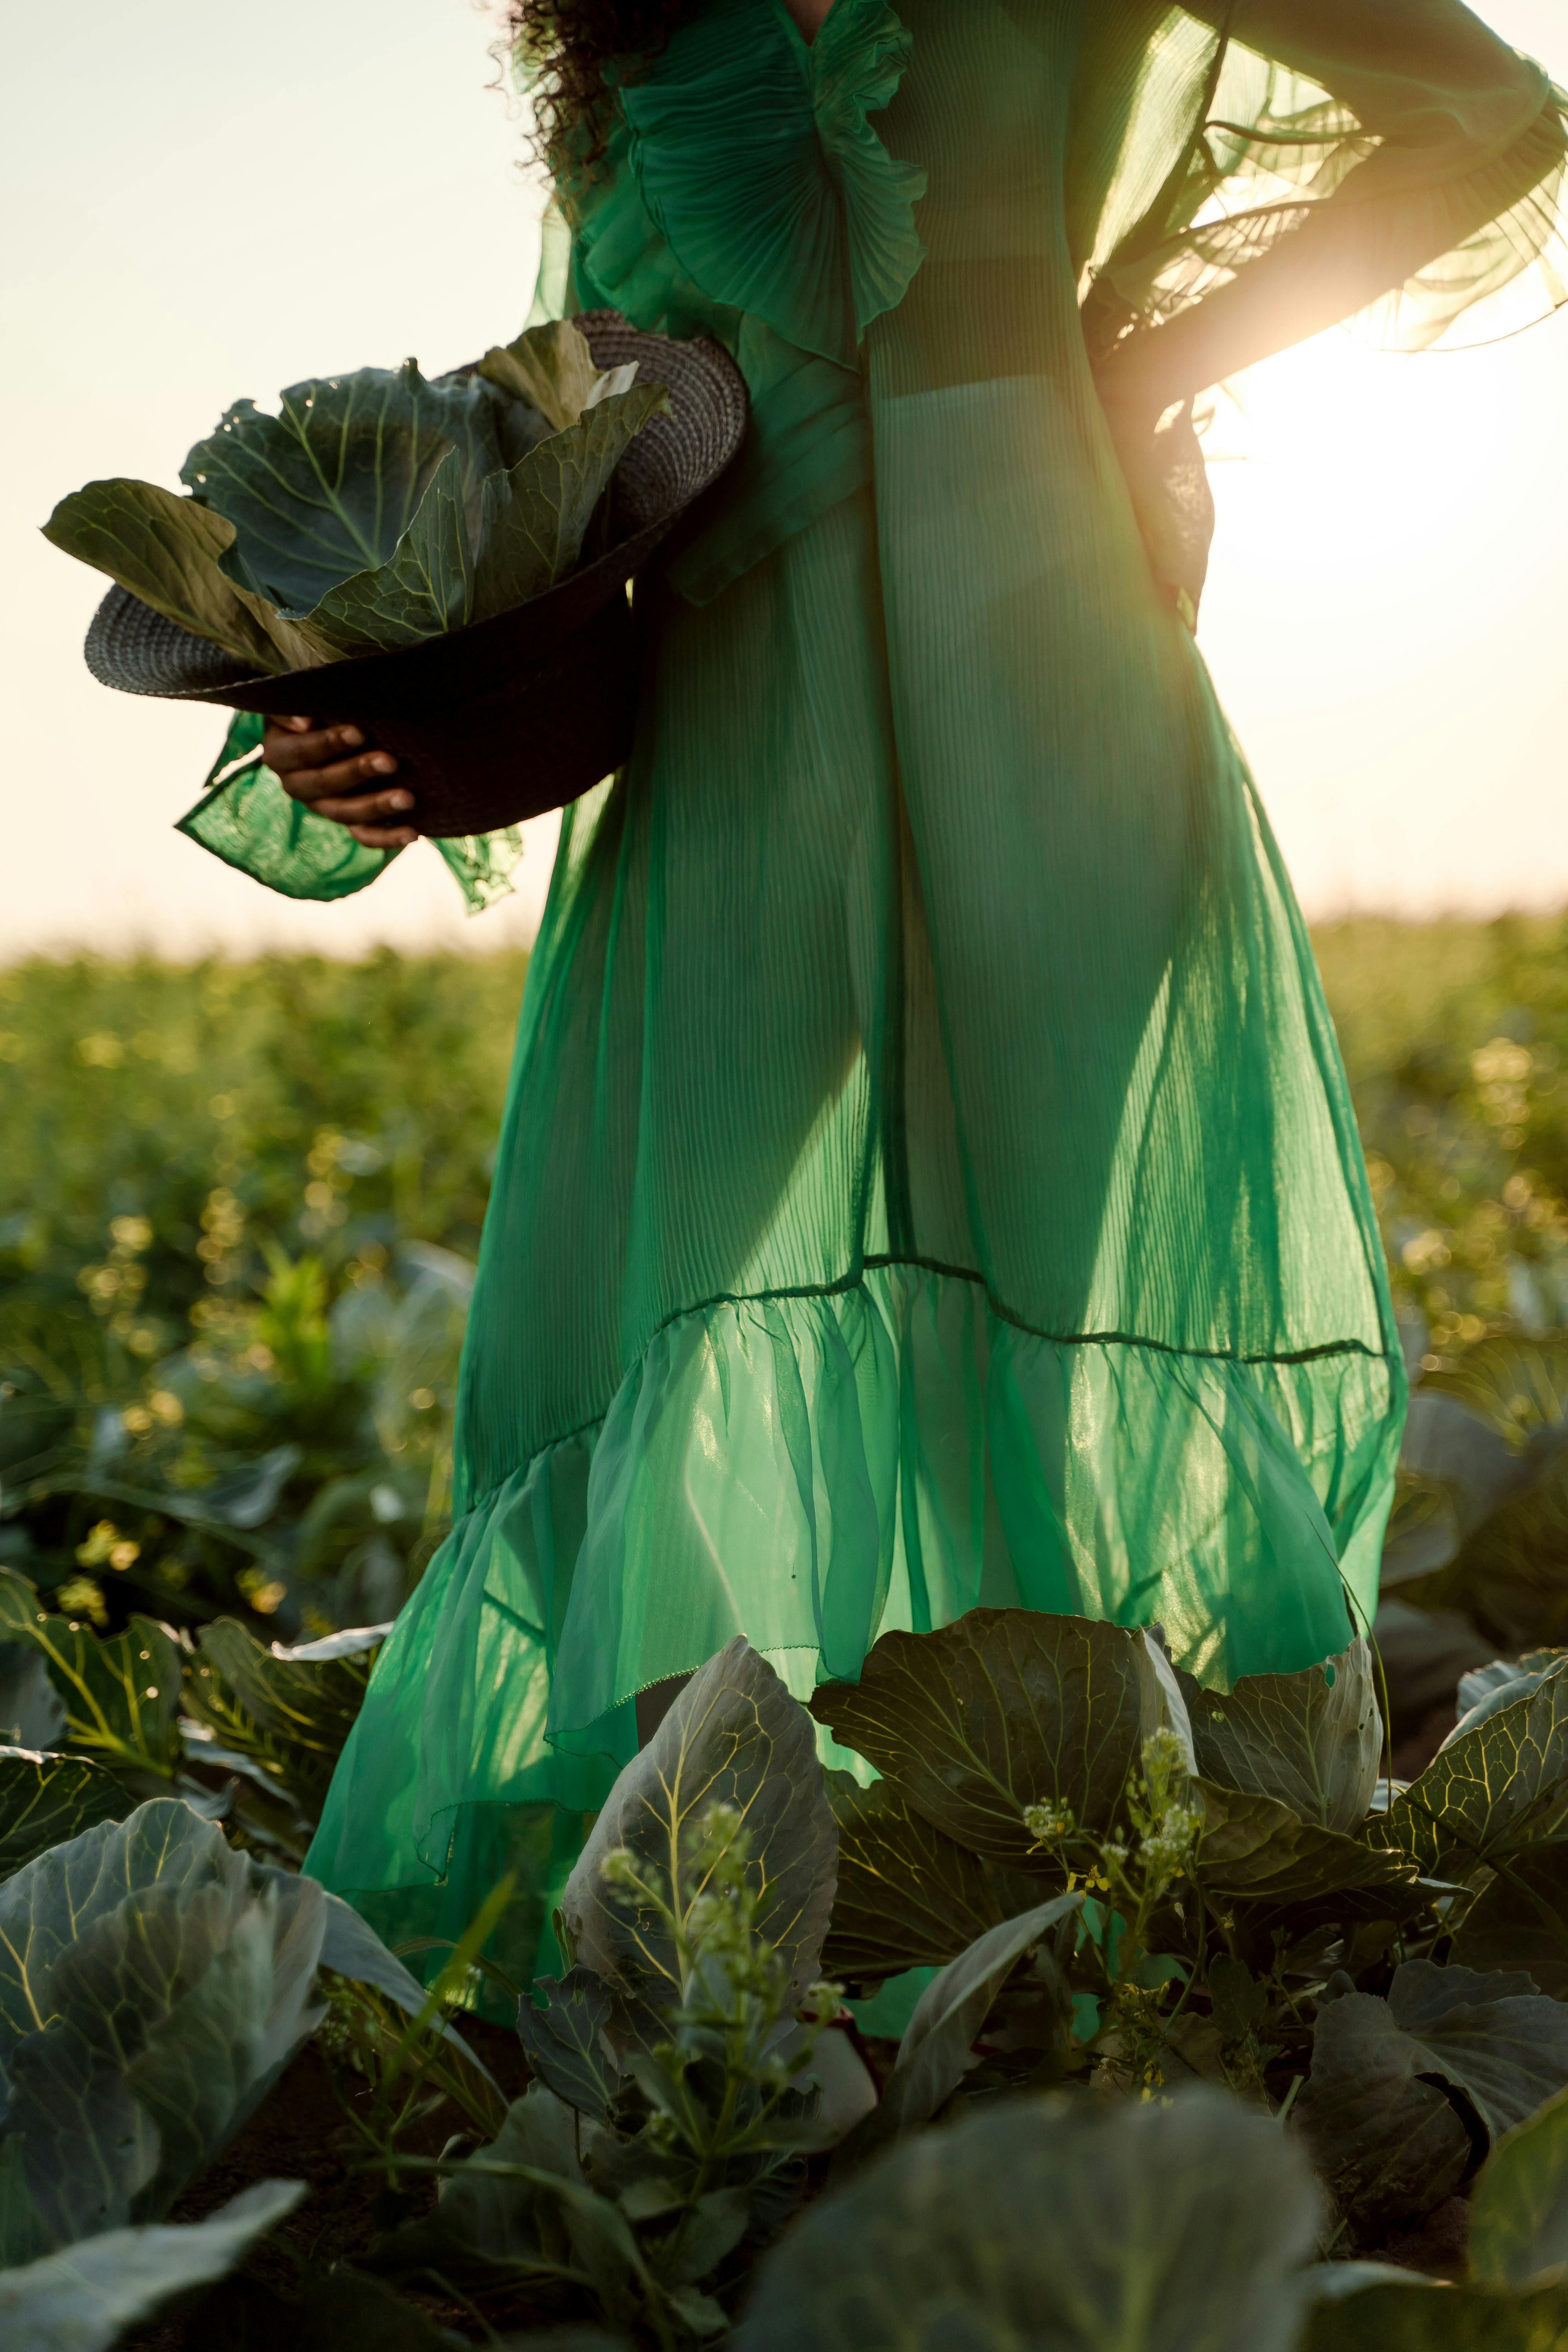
[9,919,1568,1674]
[1315,913,1568,1359]
[0,951,526,1641]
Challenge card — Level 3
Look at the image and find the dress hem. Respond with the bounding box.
[305,1263,1401,1999]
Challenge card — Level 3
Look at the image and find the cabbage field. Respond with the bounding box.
[7,916,1568,2349]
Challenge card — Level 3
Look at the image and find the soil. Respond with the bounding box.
[1376,2193,1472,2281]
[1389,1701,1459,1783]
[119,2018,533,2350]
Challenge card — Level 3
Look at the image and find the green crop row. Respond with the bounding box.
[5,1591,1568,2345]
[0,950,526,1640]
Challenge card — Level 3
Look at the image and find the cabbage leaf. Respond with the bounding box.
[0,1797,326,2256]
[302,443,478,658]
[42,323,669,676]
[471,383,667,622]
[476,315,639,431]
[181,359,528,613]
[0,1748,132,1886]
[0,2179,303,2352]
[40,481,332,673]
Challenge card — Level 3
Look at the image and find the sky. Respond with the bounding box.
[4,0,1566,961]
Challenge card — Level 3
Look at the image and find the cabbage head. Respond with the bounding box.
[40,321,667,673]
[0,1797,326,2263]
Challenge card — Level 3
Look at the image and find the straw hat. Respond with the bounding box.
[83,313,748,838]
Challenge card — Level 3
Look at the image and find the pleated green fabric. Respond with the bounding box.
[181,712,528,913]
[304,0,1568,1987]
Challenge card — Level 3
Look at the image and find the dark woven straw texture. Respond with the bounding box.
[580,312,748,534]
[87,591,258,698]
[83,314,747,835]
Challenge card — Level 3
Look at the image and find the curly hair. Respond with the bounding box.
[506,0,704,174]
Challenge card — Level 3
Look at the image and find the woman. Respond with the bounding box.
[266,0,1566,1982]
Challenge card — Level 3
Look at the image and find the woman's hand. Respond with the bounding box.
[261,715,419,847]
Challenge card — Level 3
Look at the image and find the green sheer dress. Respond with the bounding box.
[275,0,1568,1978]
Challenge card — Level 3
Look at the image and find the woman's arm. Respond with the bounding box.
[1096,0,1559,413]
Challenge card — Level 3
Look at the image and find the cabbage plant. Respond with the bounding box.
[40,322,668,672]
[11,1614,1568,2348]
[0,1785,505,2347]
[0,1797,327,2263]
[369,1639,858,2341]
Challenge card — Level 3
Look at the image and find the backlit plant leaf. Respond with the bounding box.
[470,387,668,623]
[40,479,331,672]
[1366,1668,1568,1875]
[1446,1653,1568,1749]
[734,2088,1321,2352]
[181,361,520,613]
[809,1610,1167,1871]
[1470,2084,1568,2290]
[1179,1639,1381,1832]
[1193,1780,1419,1907]
[0,1748,134,1883]
[0,1570,181,1778]
[476,318,638,433]
[822,1773,1031,1983]
[184,1615,382,1817]
[562,1637,837,2010]
[304,445,477,657]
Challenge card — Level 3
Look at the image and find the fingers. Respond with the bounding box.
[347,822,419,849]
[265,718,375,772]
[309,785,416,827]
[259,715,414,844]
[279,749,410,807]
[291,773,409,817]
[270,730,399,792]
[319,799,419,844]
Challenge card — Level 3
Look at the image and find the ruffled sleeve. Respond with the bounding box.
[178,710,525,912]
[1069,0,1567,621]
[615,0,926,371]
[1076,0,1568,385]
